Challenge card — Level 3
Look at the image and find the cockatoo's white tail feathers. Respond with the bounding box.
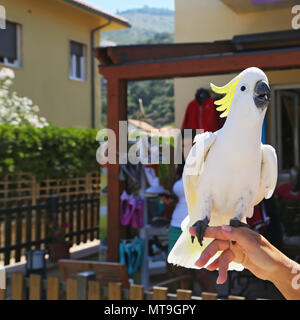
[180,215,190,232]
[167,229,244,271]
[167,229,209,269]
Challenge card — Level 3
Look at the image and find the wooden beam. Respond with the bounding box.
[104,42,232,65]
[106,77,127,262]
[94,47,112,65]
[95,30,300,66]
[99,47,300,81]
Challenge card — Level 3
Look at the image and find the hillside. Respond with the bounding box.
[100,6,175,128]
[101,6,174,45]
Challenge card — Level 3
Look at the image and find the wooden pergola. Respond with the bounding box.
[95,29,300,262]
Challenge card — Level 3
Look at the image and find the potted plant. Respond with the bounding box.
[46,215,72,262]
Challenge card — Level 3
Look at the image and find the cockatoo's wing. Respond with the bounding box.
[168,130,244,271]
[255,144,278,205]
[182,131,217,229]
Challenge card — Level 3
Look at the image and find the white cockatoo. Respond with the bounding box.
[168,67,278,271]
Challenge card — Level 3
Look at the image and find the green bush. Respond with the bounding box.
[0,124,99,181]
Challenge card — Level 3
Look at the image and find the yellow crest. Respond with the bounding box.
[210,77,241,118]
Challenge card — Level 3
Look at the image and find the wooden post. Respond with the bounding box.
[4,207,12,265]
[228,295,245,300]
[152,287,168,300]
[0,289,6,300]
[47,277,60,300]
[88,281,101,300]
[29,274,42,300]
[202,292,218,300]
[130,284,144,300]
[77,271,96,300]
[108,282,122,300]
[176,289,192,300]
[11,273,24,300]
[106,78,127,262]
[66,279,78,300]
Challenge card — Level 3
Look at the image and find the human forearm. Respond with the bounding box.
[269,254,300,300]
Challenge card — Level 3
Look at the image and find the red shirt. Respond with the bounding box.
[181,98,218,132]
[274,183,300,200]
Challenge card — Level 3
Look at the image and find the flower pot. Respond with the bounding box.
[48,241,72,262]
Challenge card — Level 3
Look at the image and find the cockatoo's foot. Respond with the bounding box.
[229,218,249,228]
[229,218,250,244]
[191,217,209,246]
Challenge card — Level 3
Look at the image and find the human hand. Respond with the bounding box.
[189,225,284,285]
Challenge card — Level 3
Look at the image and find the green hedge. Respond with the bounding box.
[0,124,99,181]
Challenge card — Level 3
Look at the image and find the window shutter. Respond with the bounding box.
[0,21,17,60]
[70,41,83,57]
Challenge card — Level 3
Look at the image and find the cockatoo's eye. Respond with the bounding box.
[240,85,246,92]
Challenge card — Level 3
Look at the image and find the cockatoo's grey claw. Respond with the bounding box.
[229,218,249,228]
[191,235,195,243]
[229,218,250,244]
[192,217,209,246]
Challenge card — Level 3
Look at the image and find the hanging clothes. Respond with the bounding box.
[181,97,218,132]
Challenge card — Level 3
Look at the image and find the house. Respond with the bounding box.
[174,0,300,180]
[0,0,130,128]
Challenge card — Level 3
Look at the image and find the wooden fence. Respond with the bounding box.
[0,193,100,265]
[0,172,100,266]
[0,172,100,207]
[0,273,249,300]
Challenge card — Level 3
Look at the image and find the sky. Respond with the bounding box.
[84,0,174,14]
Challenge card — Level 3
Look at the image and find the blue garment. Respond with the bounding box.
[120,237,144,275]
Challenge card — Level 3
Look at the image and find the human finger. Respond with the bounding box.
[194,239,229,267]
[189,225,235,241]
[193,225,254,246]
[205,257,220,271]
[216,249,235,284]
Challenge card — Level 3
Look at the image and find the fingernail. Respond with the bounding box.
[222,225,232,233]
[195,257,205,267]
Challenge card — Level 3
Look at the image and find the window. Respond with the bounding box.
[69,41,86,81]
[0,21,21,67]
[275,88,300,172]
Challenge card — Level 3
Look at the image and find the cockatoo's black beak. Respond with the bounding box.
[254,80,270,109]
